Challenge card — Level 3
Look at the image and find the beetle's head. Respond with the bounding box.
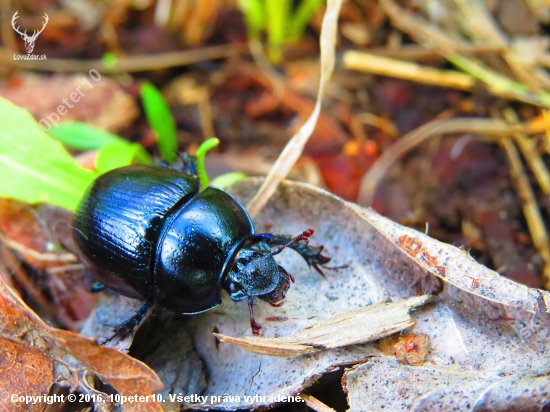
[221,229,314,335]
[223,243,292,304]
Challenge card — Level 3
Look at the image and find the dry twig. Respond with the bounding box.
[358,116,550,205]
[505,109,550,198]
[215,295,430,357]
[344,51,475,91]
[378,0,550,107]
[1,43,245,73]
[369,44,505,62]
[0,232,77,263]
[500,110,550,288]
[0,245,57,317]
[299,394,337,412]
[246,0,344,218]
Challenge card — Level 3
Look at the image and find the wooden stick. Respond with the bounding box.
[344,51,475,91]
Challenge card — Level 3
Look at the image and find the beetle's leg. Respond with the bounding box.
[179,152,199,177]
[159,152,199,178]
[100,300,154,344]
[248,298,262,336]
[265,233,332,276]
[90,282,105,293]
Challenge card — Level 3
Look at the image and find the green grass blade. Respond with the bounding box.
[266,0,291,62]
[195,138,220,189]
[101,52,118,68]
[448,54,550,107]
[288,0,325,41]
[95,143,151,174]
[49,121,152,167]
[141,82,178,164]
[211,172,247,188]
[49,121,131,150]
[238,0,265,39]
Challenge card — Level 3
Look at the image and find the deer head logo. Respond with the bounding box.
[11,11,49,54]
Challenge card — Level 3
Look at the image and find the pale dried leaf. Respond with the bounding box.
[83,178,550,410]
[344,358,550,411]
[354,204,550,313]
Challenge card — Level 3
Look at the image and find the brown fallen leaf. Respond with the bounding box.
[0,199,96,331]
[0,276,163,411]
[0,339,53,412]
[215,295,430,357]
[0,74,137,133]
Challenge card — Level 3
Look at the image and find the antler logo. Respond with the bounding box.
[11,11,49,54]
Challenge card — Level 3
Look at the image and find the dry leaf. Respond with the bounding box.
[344,358,550,410]
[0,74,137,133]
[357,206,550,313]
[0,276,163,411]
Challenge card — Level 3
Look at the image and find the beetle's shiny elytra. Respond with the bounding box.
[73,164,330,337]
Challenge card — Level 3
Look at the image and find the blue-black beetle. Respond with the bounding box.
[73,161,330,338]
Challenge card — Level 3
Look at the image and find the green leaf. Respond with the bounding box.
[0,98,98,210]
[95,143,152,174]
[211,172,247,189]
[48,122,130,151]
[141,82,178,164]
[48,121,152,168]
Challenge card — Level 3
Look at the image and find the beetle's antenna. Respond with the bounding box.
[270,228,314,256]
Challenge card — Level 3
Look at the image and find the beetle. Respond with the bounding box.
[73,159,330,339]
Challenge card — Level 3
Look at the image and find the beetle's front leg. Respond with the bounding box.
[178,152,198,177]
[160,152,199,177]
[266,233,331,276]
[248,298,262,336]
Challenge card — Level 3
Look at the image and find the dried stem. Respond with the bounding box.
[505,109,550,199]
[1,43,245,73]
[246,0,344,218]
[344,51,475,91]
[500,110,550,289]
[378,0,550,107]
[299,394,337,412]
[0,232,77,263]
[0,244,57,317]
[358,117,550,205]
